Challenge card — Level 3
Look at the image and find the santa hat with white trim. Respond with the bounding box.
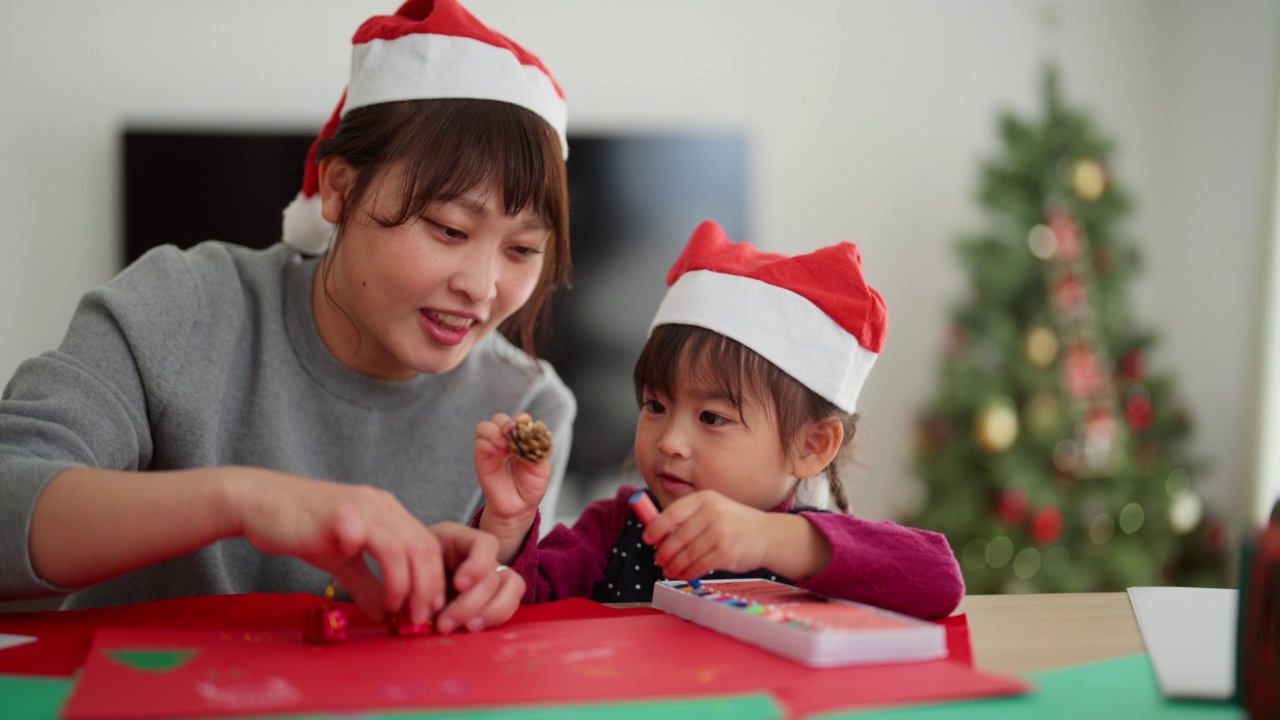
[282,0,568,255]
[651,220,888,414]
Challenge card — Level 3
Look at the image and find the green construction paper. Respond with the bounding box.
[105,648,199,672]
[0,674,73,720]
[235,693,783,720]
[813,655,1243,719]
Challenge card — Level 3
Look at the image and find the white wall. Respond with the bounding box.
[1,0,1275,524]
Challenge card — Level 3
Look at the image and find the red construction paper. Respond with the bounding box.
[63,613,1024,720]
[0,594,654,676]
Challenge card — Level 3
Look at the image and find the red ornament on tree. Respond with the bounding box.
[1119,350,1146,384]
[1064,341,1102,399]
[999,488,1030,526]
[1125,385,1153,431]
[1047,208,1084,262]
[1053,272,1087,314]
[1030,505,1064,544]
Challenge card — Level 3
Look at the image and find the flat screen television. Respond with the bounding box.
[123,127,748,515]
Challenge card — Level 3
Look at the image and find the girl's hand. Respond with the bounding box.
[428,522,527,634]
[228,468,449,628]
[641,490,833,581]
[475,413,551,562]
[641,490,772,580]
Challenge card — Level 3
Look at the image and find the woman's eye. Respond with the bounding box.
[700,411,728,427]
[426,219,466,241]
[509,244,543,258]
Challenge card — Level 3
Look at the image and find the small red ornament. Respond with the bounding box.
[1125,385,1153,431]
[304,605,348,645]
[305,579,349,645]
[389,608,433,637]
[998,488,1030,526]
[1030,505,1064,544]
[1119,350,1146,384]
[1052,273,1087,313]
[1064,342,1102,399]
[1046,208,1084,262]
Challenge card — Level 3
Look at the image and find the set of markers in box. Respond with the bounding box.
[651,578,947,668]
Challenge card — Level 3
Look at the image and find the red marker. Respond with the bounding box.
[629,490,701,590]
[628,490,660,525]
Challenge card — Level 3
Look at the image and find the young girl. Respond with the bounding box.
[476,220,964,619]
[0,0,573,635]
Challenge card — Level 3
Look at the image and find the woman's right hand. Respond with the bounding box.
[228,467,449,627]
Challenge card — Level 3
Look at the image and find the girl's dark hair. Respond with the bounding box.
[314,98,570,359]
[633,324,859,512]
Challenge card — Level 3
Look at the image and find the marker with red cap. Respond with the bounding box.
[629,490,701,590]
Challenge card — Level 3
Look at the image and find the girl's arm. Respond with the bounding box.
[498,485,635,603]
[793,511,966,619]
[758,513,834,580]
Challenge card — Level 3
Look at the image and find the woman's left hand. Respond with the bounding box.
[428,521,527,634]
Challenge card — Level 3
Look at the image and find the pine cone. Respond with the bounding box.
[507,418,553,463]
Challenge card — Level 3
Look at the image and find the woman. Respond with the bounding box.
[0,0,574,636]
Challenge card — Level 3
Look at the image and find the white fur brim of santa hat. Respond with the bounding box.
[282,0,567,255]
[650,221,888,414]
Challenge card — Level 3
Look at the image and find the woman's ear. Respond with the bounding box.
[791,416,844,480]
[317,156,355,224]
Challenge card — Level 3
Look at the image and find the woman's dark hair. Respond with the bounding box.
[314,98,570,359]
[633,324,859,512]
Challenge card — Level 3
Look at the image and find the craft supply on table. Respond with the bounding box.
[652,578,946,667]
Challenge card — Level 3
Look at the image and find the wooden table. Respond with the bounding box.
[956,592,1145,676]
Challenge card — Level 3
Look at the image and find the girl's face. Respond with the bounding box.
[634,379,798,511]
[315,160,549,379]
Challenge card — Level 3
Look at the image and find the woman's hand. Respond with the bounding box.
[474,412,551,562]
[641,490,833,581]
[229,467,451,628]
[428,522,527,634]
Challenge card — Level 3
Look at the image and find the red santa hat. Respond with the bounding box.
[282,0,567,255]
[651,221,888,414]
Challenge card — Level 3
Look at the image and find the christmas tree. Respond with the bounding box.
[908,67,1227,594]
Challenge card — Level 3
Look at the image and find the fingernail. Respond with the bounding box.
[433,593,445,611]
[413,607,429,626]
[502,420,516,432]
[454,574,471,592]
[436,617,456,634]
[466,617,486,633]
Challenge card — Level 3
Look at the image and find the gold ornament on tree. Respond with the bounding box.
[1025,325,1060,368]
[1071,158,1108,202]
[974,398,1019,453]
[507,418,553,463]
